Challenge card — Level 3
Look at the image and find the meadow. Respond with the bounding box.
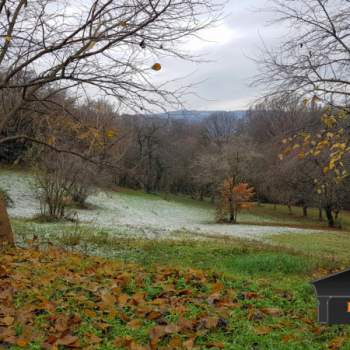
[2,170,350,349]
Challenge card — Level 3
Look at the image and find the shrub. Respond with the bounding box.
[34,151,97,219]
[216,179,254,223]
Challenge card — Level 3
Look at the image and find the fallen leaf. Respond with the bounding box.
[329,336,346,350]
[57,335,80,347]
[255,325,271,335]
[127,319,142,329]
[118,294,129,306]
[84,309,97,318]
[207,341,225,348]
[146,310,162,320]
[0,316,14,326]
[169,336,182,348]
[164,324,180,334]
[183,337,195,349]
[86,334,101,344]
[16,338,29,347]
[203,317,219,329]
[261,308,282,316]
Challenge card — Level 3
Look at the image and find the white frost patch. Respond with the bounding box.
[1,171,40,218]
[1,171,325,239]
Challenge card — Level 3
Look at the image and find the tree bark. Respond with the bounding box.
[325,205,335,228]
[318,207,323,221]
[302,206,308,217]
[334,210,339,220]
[0,197,14,246]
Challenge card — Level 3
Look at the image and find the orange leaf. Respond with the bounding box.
[146,310,162,320]
[207,341,225,348]
[329,336,346,350]
[151,63,161,71]
[261,308,282,316]
[164,324,180,334]
[86,334,101,344]
[0,316,14,326]
[169,336,182,348]
[16,338,29,347]
[57,335,80,347]
[127,319,142,329]
[84,309,97,318]
[118,294,129,306]
[255,326,271,335]
[101,291,116,305]
[211,282,224,293]
[203,317,219,329]
[150,325,166,339]
[183,337,196,349]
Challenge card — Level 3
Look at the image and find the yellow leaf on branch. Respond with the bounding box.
[152,63,161,71]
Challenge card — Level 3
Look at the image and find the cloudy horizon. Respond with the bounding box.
[152,0,287,112]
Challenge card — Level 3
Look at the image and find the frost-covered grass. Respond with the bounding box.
[1,170,330,241]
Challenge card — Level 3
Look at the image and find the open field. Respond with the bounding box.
[3,169,350,349]
[0,170,336,243]
[252,204,350,231]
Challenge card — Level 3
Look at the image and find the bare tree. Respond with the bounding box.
[203,111,238,147]
[254,0,350,106]
[0,0,222,244]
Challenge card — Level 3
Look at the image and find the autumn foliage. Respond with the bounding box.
[0,247,239,349]
[216,179,255,224]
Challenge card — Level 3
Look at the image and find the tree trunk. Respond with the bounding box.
[302,206,308,217]
[325,205,335,228]
[0,197,14,246]
[287,204,292,214]
[318,207,323,221]
[229,199,235,223]
[199,190,204,201]
[334,210,339,220]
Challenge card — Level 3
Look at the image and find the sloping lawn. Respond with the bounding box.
[252,204,350,231]
[268,231,350,262]
[1,170,333,240]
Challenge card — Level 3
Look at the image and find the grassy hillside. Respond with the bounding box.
[1,169,332,243]
[2,169,350,348]
[251,204,350,231]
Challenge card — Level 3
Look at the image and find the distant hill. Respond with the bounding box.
[153,110,247,122]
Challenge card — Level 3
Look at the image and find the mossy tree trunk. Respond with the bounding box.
[0,196,14,246]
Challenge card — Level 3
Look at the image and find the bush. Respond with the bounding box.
[34,152,97,219]
[35,154,75,219]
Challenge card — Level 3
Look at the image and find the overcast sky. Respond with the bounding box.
[154,0,286,111]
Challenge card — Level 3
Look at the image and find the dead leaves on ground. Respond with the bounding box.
[1,247,342,349]
[0,248,239,349]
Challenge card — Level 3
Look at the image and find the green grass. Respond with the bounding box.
[252,203,350,231]
[8,232,350,349]
[5,169,350,348]
[116,186,214,209]
[9,217,350,349]
[269,231,350,262]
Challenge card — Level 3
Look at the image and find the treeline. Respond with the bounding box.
[2,92,349,227]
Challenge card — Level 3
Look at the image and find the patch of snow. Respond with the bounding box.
[1,171,325,239]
